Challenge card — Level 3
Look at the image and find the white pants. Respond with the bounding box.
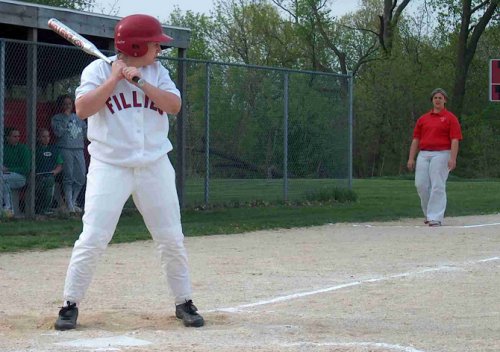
[415,150,450,223]
[63,155,192,305]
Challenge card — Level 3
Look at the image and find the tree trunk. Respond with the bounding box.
[451,0,470,117]
[451,0,500,116]
[379,0,412,55]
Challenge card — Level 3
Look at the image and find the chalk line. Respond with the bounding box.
[452,222,500,228]
[208,256,499,313]
[284,341,427,352]
[353,221,500,228]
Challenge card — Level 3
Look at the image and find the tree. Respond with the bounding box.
[430,0,500,116]
[454,0,500,116]
[378,0,412,55]
[18,0,95,11]
[211,0,301,66]
[167,7,217,60]
[310,0,382,76]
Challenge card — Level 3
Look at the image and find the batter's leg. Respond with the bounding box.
[132,155,192,304]
[63,159,134,303]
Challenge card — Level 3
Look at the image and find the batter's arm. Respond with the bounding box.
[76,61,125,119]
[121,66,181,114]
[139,82,181,115]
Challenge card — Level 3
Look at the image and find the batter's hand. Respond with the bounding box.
[111,60,126,81]
[121,66,142,85]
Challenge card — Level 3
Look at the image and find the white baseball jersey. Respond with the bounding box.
[75,56,180,167]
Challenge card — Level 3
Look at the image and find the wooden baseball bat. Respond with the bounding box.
[48,18,140,83]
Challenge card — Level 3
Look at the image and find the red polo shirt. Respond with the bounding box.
[413,108,462,150]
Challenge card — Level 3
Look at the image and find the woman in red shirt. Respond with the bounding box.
[407,88,463,227]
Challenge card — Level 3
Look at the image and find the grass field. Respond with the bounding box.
[1,178,499,252]
[181,178,353,205]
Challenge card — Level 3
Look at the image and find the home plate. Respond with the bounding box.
[55,335,152,348]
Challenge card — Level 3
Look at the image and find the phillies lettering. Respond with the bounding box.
[105,91,164,115]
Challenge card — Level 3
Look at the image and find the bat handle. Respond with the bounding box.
[109,60,140,84]
[132,76,146,88]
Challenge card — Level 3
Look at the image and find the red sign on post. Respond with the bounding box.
[490,59,500,101]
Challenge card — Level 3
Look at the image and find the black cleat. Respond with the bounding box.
[428,220,442,227]
[175,300,204,327]
[54,302,78,330]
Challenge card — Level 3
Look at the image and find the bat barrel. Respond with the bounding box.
[48,18,112,64]
[48,18,140,82]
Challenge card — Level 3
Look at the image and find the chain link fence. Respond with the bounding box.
[0,39,352,218]
[164,58,353,208]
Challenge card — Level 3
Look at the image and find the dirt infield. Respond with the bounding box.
[1,214,499,352]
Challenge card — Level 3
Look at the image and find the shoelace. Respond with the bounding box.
[60,301,77,314]
[184,300,198,314]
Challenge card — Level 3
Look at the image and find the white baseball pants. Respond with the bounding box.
[415,150,451,223]
[63,154,192,305]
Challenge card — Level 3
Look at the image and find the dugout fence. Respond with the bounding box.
[0,39,353,219]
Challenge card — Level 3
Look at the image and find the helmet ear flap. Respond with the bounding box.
[130,42,148,57]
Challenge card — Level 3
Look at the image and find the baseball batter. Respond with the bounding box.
[54,14,204,330]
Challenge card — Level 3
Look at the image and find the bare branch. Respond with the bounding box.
[471,0,490,14]
[269,0,297,22]
[340,23,380,38]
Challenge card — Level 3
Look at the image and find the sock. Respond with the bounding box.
[175,298,192,306]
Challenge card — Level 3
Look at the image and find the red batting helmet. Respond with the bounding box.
[114,14,173,57]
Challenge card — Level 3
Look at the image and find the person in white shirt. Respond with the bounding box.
[54,14,204,331]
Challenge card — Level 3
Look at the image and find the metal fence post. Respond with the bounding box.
[176,48,187,208]
[283,72,289,202]
[348,71,354,190]
[0,40,4,211]
[204,62,211,206]
[25,41,37,218]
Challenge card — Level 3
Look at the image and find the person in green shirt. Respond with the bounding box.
[2,128,31,217]
[35,128,63,215]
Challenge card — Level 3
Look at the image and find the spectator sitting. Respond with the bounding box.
[2,128,31,218]
[35,128,63,215]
